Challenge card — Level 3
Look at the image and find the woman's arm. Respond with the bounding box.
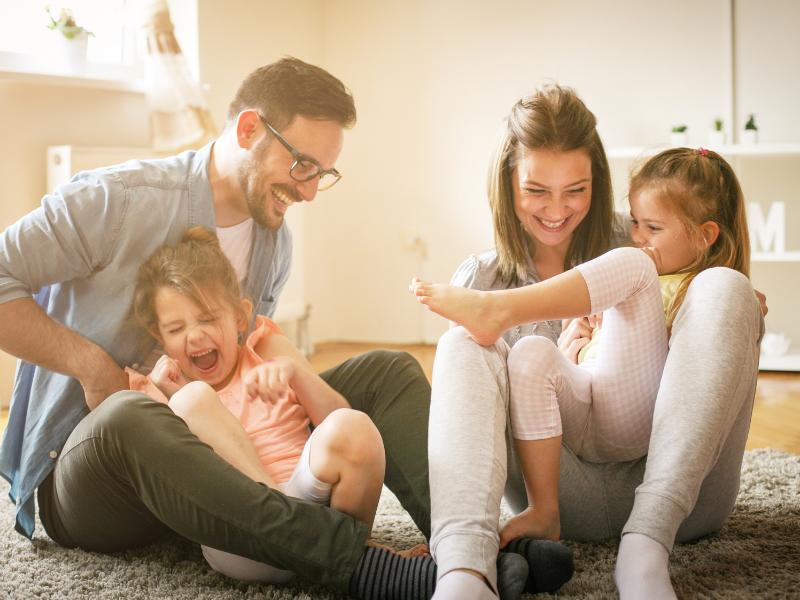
[249,334,350,427]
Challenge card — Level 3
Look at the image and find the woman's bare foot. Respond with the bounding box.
[409,278,506,346]
[499,506,561,546]
[367,540,430,557]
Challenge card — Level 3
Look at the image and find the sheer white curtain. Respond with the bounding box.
[137,0,216,153]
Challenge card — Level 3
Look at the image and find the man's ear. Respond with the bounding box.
[238,299,253,332]
[235,110,263,150]
[698,221,720,249]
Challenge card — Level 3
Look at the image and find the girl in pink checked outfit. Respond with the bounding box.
[130,227,426,583]
[411,147,750,546]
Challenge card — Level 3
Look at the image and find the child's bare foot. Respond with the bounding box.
[408,278,506,345]
[499,506,561,545]
[366,540,430,557]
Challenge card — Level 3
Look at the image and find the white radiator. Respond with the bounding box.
[46,146,311,354]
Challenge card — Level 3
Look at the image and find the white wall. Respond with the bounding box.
[3,0,799,406]
[197,0,324,131]
[311,0,733,343]
[735,0,800,143]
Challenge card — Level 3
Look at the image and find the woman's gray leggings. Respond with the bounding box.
[428,267,764,588]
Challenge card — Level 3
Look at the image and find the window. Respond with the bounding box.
[2,0,141,83]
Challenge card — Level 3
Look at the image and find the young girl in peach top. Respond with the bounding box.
[411,147,749,548]
[130,227,426,583]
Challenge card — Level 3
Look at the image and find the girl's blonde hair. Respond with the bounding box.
[133,227,249,341]
[629,147,750,328]
[488,83,615,287]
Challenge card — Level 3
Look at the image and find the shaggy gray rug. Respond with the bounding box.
[1,448,798,599]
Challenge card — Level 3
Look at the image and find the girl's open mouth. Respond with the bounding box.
[191,349,219,372]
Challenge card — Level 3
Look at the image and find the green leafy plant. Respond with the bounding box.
[45,5,93,39]
[672,125,688,133]
[745,114,757,131]
[714,118,723,131]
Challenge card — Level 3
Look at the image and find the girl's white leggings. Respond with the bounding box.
[508,247,669,462]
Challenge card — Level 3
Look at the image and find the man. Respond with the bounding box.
[0,57,570,600]
[0,56,437,597]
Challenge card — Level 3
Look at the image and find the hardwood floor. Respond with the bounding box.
[308,342,800,456]
[1,344,798,455]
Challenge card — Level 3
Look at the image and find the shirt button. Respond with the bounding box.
[16,497,21,505]
[50,451,58,459]
[132,364,140,370]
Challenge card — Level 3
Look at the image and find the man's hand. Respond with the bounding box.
[80,355,130,411]
[0,297,129,411]
[148,355,189,399]
[558,317,593,364]
[243,357,297,404]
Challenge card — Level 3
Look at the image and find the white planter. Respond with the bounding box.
[708,130,726,147]
[48,30,90,76]
[670,132,688,147]
[741,129,758,145]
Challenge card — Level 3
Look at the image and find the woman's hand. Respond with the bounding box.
[558,317,593,364]
[148,355,189,399]
[754,289,768,317]
[639,246,665,275]
[243,357,297,404]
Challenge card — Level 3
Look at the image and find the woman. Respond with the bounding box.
[427,84,765,600]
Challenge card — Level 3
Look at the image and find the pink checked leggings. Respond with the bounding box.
[507,247,669,463]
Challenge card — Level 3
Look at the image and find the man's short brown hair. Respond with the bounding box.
[226,56,356,131]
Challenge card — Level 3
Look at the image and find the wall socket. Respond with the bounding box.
[401,232,427,258]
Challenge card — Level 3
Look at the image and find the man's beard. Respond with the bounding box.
[237,142,294,231]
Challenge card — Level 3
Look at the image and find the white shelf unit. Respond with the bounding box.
[607,143,800,372]
[607,142,800,159]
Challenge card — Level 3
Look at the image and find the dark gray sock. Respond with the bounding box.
[503,537,574,594]
[348,546,437,600]
[496,552,528,600]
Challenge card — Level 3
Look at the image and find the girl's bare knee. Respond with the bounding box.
[318,409,384,466]
[168,381,218,418]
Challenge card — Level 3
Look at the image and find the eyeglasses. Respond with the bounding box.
[260,117,342,191]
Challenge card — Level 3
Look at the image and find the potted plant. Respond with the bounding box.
[45,5,93,75]
[709,118,726,147]
[670,125,688,147]
[742,114,758,145]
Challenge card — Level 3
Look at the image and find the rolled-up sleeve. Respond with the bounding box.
[0,172,126,306]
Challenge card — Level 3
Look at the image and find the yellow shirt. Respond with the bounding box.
[577,273,688,364]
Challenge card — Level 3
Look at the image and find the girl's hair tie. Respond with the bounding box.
[698,147,709,157]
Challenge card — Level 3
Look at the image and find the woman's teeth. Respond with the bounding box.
[536,216,567,229]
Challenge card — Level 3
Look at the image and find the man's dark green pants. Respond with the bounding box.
[37,350,431,590]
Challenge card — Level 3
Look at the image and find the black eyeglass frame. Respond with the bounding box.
[260,117,342,191]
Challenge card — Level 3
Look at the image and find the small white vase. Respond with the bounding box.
[741,129,758,145]
[708,130,726,147]
[670,132,688,147]
[49,30,90,76]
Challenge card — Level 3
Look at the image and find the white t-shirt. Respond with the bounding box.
[216,218,255,283]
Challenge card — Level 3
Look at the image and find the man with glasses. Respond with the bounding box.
[0,57,440,599]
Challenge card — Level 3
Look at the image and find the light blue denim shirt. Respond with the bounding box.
[0,142,292,539]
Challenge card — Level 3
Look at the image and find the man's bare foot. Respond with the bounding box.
[409,278,506,346]
[367,540,430,557]
[499,506,561,546]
